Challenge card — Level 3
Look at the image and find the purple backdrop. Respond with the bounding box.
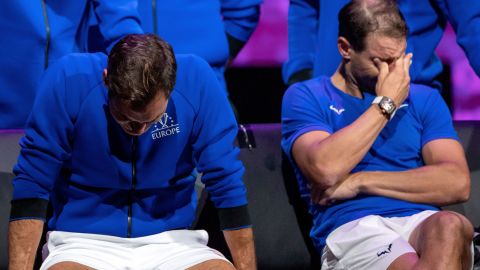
[233,0,480,120]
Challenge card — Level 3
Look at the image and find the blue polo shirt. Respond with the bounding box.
[281,76,459,251]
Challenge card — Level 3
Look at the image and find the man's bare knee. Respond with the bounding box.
[432,211,473,240]
[406,211,473,270]
[187,259,235,270]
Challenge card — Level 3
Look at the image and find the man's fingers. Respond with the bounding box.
[310,186,323,204]
[318,198,327,206]
[403,53,413,74]
[318,198,336,206]
[311,185,332,205]
[374,58,389,84]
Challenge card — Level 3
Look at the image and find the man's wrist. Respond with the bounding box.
[351,171,366,194]
[372,96,397,120]
[371,103,390,121]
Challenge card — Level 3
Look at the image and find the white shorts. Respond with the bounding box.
[41,229,230,270]
[321,210,473,270]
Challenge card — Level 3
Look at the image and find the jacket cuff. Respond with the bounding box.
[10,198,49,221]
[218,204,251,230]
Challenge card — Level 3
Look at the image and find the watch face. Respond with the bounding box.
[380,97,396,114]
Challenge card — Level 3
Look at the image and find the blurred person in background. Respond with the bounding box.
[0,1,143,129]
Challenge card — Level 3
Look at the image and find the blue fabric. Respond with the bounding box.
[12,53,248,237]
[281,76,459,251]
[283,0,480,88]
[136,0,261,93]
[0,0,143,129]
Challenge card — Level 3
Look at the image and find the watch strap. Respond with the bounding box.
[372,96,383,104]
[372,96,396,120]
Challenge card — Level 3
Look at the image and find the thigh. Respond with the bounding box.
[138,230,232,270]
[187,259,235,270]
[47,261,97,270]
[322,215,417,270]
[407,211,474,270]
[408,211,473,248]
[41,231,130,270]
[386,253,419,270]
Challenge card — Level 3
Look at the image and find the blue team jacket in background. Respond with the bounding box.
[138,0,261,65]
[0,1,142,129]
[89,0,262,93]
[12,53,248,237]
[283,0,480,88]
[135,0,262,92]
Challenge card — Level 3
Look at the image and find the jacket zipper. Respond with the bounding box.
[127,136,138,237]
[41,0,51,69]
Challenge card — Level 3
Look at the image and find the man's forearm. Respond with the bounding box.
[300,105,388,186]
[8,219,44,270]
[355,162,470,206]
[223,227,256,270]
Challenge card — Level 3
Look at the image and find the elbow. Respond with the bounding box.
[305,162,345,188]
[457,174,471,203]
[451,172,471,204]
[296,148,347,188]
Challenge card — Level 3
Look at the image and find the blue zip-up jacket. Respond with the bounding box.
[283,0,480,88]
[136,0,262,92]
[0,1,142,129]
[12,53,247,237]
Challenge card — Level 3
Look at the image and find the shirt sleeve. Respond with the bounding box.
[419,89,459,147]
[437,0,480,76]
[91,0,144,52]
[190,58,248,209]
[12,61,74,201]
[221,0,262,42]
[282,0,319,84]
[281,82,332,159]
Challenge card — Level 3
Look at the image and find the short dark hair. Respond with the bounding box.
[105,34,176,111]
[338,0,408,52]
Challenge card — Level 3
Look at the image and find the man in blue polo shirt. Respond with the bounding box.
[9,34,255,270]
[282,1,473,269]
[283,0,480,89]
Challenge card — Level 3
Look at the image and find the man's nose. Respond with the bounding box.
[137,123,149,134]
[129,122,148,135]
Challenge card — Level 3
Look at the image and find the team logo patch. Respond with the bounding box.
[151,113,180,140]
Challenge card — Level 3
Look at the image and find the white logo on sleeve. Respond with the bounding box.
[151,113,181,140]
[329,105,345,115]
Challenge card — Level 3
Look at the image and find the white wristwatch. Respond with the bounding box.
[372,96,397,120]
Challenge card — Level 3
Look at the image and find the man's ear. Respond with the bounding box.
[102,69,108,86]
[338,37,352,60]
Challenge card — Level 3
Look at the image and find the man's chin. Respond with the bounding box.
[123,129,145,137]
[359,79,377,95]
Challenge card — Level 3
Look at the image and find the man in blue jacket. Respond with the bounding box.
[283,0,480,89]
[9,34,255,270]
[0,1,143,130]
[282,1,473,269]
